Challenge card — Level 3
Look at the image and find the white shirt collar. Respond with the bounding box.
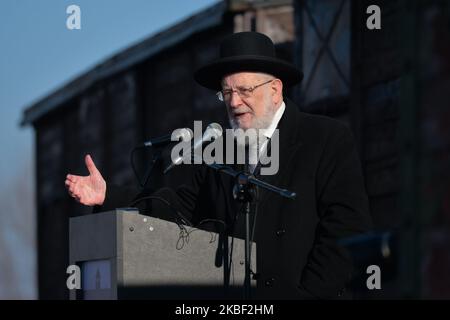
[261,101,286,139]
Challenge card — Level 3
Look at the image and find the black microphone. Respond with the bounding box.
[163,123,223,174]
[140,128,192,148]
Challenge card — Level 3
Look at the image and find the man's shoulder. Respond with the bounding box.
[286,99,350,136]
[300,112,350,133]
[295,110,352,142]
[282,100,353,150]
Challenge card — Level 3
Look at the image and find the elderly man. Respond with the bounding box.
[65,32,372,299]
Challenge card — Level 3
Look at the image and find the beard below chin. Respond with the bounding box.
[229,113,273,131]
[229,119,269,148]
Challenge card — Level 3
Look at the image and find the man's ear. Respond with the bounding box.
[272,79,283,103]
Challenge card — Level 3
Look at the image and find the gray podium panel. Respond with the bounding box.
[69,209,256,300]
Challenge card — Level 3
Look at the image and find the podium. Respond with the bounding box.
[69,209,256,299]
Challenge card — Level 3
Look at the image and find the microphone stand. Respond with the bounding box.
[164,149,296,299]
[205,163,296,299]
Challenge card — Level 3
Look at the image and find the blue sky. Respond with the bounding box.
[0,0,219,298]
[1,0,218,181]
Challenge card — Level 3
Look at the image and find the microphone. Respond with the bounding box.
[140,128,192,148]
[164,123,223,174]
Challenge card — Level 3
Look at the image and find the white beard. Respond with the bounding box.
[228,97,276,148]
[230,116,273,149]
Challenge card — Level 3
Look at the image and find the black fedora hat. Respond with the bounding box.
[194,32,303,91]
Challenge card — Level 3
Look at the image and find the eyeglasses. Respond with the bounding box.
[216,79,274,102]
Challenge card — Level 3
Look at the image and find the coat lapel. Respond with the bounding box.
[255,99,303,208]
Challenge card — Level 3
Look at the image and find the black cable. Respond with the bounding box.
[195,218,227,232]
[228,227,236,285]
[130,146,162,188]
[130,147,143,187]
[249,186,259,280]
[184,219,227,243]
[129,195,193,228]
[128,196,230,252]
[227,201,244,286]
[176,219,228,250]
[129,195,196,252]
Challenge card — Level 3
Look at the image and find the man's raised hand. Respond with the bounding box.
[65,154,106,206]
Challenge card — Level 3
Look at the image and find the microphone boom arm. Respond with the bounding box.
[206,163,297,200]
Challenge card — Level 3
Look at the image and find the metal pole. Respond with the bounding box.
[244,201,251,299]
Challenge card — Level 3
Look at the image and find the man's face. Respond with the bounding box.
[221,72,279,130]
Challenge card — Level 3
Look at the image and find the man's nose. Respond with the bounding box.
[229,91,243,108]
